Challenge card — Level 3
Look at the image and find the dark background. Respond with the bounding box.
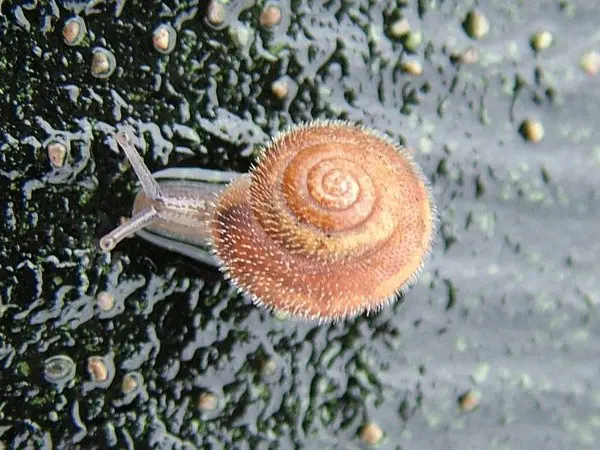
[0,0,599,448]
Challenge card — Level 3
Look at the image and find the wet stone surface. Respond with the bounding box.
[0,0,599,449]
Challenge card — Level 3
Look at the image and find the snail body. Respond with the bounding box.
[100,121,436,321]
[124,166,240,267]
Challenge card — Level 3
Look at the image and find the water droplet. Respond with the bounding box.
[581,50,600,76]
[121,372,142,395]
[62,16,86,46]
[389,18,410,39]
[520,119,545,143]
[197,392,219,411]
[47,142,68,168]
[43,355,75,385]
[260,3,282,29]
[359,422,384,445]
[458,389,480,412]
[91,47,116,79]
[87,356,109,382]
[152,24,177,55]
[206,0,226,28]
[96,291,115,312]
[463,10,489,40]
[271,78,288,100]
[530,30,553,52]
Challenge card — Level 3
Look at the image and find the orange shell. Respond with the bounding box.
[211,121,435,321]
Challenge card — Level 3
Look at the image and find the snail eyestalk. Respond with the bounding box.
[115,130,164,201]
[100,206,159,251]
[100,130,165,252]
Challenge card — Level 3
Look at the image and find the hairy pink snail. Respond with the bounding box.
[100,121,436,321]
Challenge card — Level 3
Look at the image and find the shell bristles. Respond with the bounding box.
[207,119,437,322]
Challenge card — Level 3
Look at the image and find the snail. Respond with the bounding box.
[100,121,436,321]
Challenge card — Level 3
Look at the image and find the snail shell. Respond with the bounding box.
[100,121,436,321]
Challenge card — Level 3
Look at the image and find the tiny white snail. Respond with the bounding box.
[100,121,436,321]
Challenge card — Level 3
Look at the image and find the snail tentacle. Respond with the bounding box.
[115,129,164,201]
[99,206,159,251]
[99,130,167,250]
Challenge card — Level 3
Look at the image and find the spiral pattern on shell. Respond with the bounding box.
[211,121,435,320]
